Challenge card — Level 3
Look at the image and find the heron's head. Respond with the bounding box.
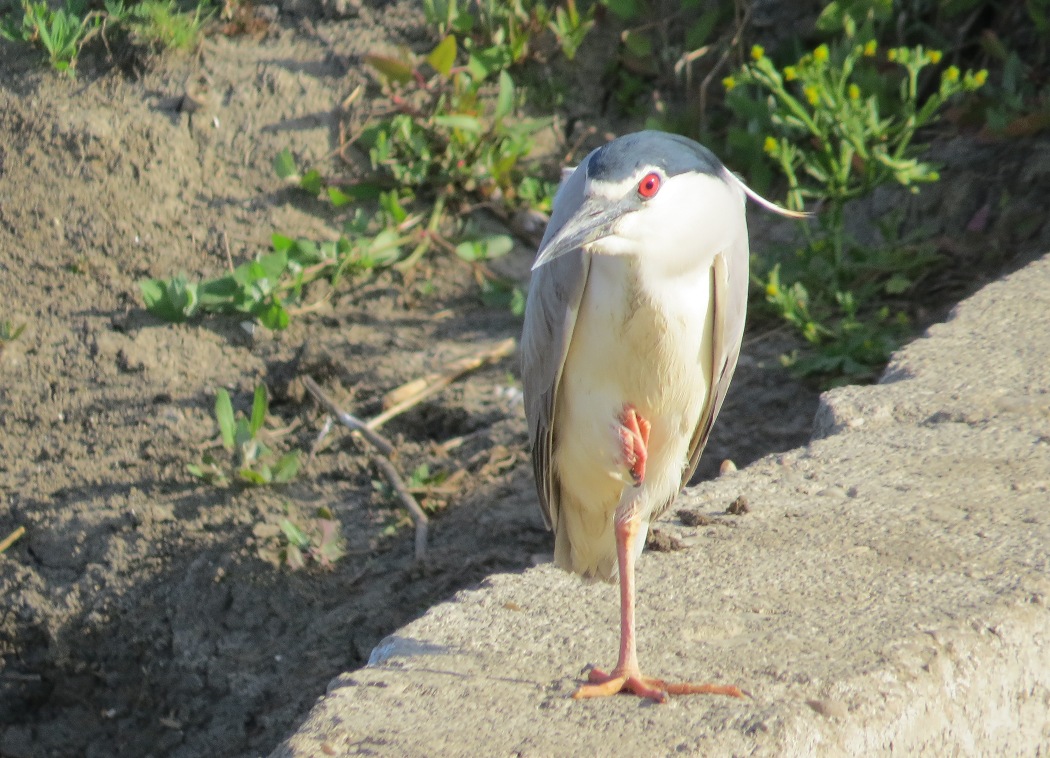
[531,131,747,271]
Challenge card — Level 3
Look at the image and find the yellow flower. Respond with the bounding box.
[751,44,765,61]
[804,85,819,105]
[863,40,877,57]
[813,44,829,63]
[763,136,777,154]
[928,49,943,64]
[974,69,988,86]
[848,83,860,100]
[784,66,797,81]
[942,65,960,83]
[722,75,737,91]
[887,48,897,62]
[765,282,780,298]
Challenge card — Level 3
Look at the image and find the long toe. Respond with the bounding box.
[573,667,746,702]
[572,668,668,702]
[657,680,748,698]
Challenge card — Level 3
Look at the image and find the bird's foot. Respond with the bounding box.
[573,666,747,703]
[617,405,651,486]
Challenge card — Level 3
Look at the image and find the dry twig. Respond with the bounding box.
[301,376,428,560]
[301,376,395,457]
[0,526,25,555]
[372,456,429,562]
[372,337,516,430]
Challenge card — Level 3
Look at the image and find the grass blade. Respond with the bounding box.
[215,389,235,450]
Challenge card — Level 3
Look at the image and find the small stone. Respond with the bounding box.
[677,509,712,527]
[726,495,750,515]
[642,524,684,550]
[646,528,685,552]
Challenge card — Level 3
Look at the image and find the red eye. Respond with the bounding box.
[637,172,661,199]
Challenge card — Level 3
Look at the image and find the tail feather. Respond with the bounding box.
[553,492,618,583]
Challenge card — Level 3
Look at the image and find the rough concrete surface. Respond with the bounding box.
[273,253,1050,757]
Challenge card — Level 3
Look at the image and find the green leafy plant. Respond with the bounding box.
[405,463,453,511]
[422,0,594,63]
[276,505,345,569]
[188,385,301,486]
[973,27,1050,137]
[594,0,733,122]
[359,35,555,270]
[1,0,213,73]
[363,38,552,198]
[0,319,26,355]
[726,10,988,381]
[139,221,412,328]
[274,34,549,302]
[120,0,211,50]
[0,0,98,73]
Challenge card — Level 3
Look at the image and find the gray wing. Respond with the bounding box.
[679,217,750,490]
[520,161,592,530]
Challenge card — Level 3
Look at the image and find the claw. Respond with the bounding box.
[618,405,651,486]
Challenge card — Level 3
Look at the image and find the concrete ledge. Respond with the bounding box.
[273,254,1050,757]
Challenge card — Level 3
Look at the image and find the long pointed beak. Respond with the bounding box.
[531,196,635,270]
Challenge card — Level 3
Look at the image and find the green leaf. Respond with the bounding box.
[215,389,235,450]
[485,234,514,258]
[327,186,352,207]
[249,384,267,437]
[140,276,198,322]
[273,149,297,179]
[279,518,311,548]
[602,0,640,20]
[426,35,457,77]
[365,53,415,84]
[240,468,269,485]
[272,452,300,483]
[467,45,512,80]
[457,234,512,262]
[455,241,482,262]
[271,233,295,253]
[686,8,721,49]
[433,114,484,132]
[367,228,405,266]
[256,298,290,330]
[299,169,323,196]
[884,273,911,294]
[195,275,241,309]
[338,183,383,202]
[495,70,515,120]
[622,30,652,57]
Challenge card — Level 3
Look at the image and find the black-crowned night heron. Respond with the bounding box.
[521,130,804,702]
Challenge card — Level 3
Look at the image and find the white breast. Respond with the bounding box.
[551,252,715,577]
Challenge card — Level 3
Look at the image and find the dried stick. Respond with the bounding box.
[372,456,429,562]
[371,337,516,430]
[0,526,25,555]
[307,414,335,466]
[301,376,428,560]
[301,376,396,457]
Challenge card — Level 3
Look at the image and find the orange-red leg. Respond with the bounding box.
[572,454,746,703]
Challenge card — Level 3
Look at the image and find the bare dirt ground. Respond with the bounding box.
[0,3,1046,756]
